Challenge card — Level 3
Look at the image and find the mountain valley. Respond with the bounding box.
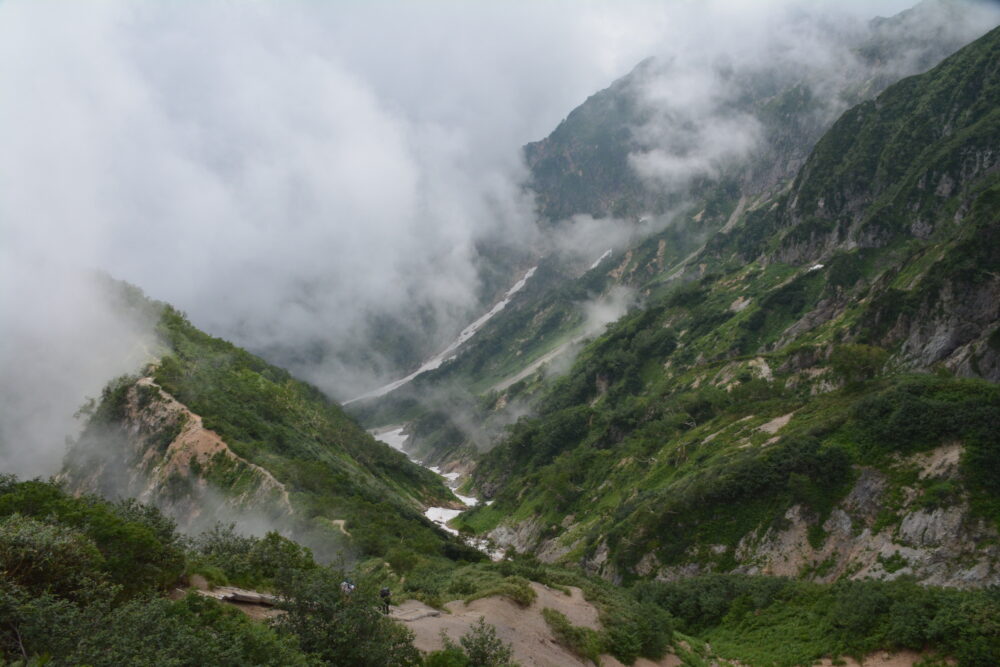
[3,3,1000,666]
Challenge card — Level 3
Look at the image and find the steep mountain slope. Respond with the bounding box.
[525,0,995,223]
[706,20,1000,374]
[458,24,1000,586]
[350,2,999,468]
[62,293,477,563]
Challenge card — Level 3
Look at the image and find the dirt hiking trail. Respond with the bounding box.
[391,582,681,667]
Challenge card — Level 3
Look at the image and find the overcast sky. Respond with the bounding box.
[2,0,997,477]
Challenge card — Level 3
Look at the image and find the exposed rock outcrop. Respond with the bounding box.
[662,444,998,588]
[63,377,292,532]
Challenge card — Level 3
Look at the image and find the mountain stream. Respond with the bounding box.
[374,426,500,559]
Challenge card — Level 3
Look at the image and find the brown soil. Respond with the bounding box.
[134,378,293,512]
[758,411,794,434]
[392,582,681,667]
[816,649,947,667]
[223,600,283,621]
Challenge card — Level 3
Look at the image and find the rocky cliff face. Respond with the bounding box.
[728,25,1000,380]
[63,376,292,533]
[689,444,996,589]
[487,443,999,589]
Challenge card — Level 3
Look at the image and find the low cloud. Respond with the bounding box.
[1,0,997,479]
[0,270,160,478]
[625,0,999,193]
[0,0,678,408]
[631,114,763,188]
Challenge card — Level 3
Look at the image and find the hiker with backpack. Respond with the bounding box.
[379,587,391,614]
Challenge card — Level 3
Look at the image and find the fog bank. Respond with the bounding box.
[2,0,996,477]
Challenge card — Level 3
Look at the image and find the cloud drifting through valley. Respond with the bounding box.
[1,0,997,476]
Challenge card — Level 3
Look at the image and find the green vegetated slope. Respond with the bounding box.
[329,18,1000,666]
[6,475,998,665]
[338,0,986,396]
[0,475,451,666]
[460,25,1000,588]
[63,295,476,564]
[0,476,313,665]
[352,2,997,455]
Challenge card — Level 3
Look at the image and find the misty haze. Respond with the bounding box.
[2,1,1000,665]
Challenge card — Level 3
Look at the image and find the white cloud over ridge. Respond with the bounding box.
[0,0,997,476]
[626,0,1000,191]
[0,1,679,396]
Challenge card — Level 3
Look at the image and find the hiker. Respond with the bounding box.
[379,587,391,614]
[341,579,355,595]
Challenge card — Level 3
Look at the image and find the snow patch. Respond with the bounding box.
[372,427,491,552]
[346,266,537,403]
[589,249,612,270]
[425,507,463,535]
[373,426,409,452]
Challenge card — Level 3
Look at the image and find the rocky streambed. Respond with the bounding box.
[373,426,500,558]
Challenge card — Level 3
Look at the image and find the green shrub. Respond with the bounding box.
[830,344,888,386]
[189,524,317,590]
[466,576,536,608]
[424,619,519,667]
[541,607,603,664]
[459,617,517,667]
[852,376,999,458]
[0,514,106,598]
[0,580,311,665]
[67,593,312,667]
[424,643,471,667]
[0,479,184,596]
[271,567,421,666]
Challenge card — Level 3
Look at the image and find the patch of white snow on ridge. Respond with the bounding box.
[454,492,478,507]
[424,507,463,535]
[345,266,537,404]
[373,427,409,452]
[589,249,612,270]
[808,263,824,272]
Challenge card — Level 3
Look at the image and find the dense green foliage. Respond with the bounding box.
[541,607,603,664]
[0,585,314,667]
[0,476,184,597]
[270,567,422,666]
[460,26,1000,581]
[0,477,509,666]
[187,523,317,590]
[0,478,311,665]
[424,617,518,667]
[635,574,1000,666]
[6,477,1000,666]
[67,305,484,567]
